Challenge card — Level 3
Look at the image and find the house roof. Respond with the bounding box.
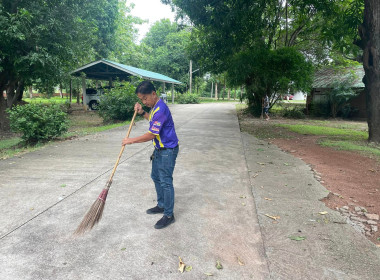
[312,65,364,89]
[70,59,182,85]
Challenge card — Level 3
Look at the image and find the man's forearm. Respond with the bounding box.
[139,110,149,120]
[126,132,155,144]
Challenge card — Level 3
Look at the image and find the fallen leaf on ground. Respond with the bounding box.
[264,198,272,201]
[289,236,306,241]
[369,169,375,172]
[318,211,328,215]
[185,266,192,272]
[178,257,185,273]
[239,195,247,199]
[257,162,266,165]
[216,260,223,270]
[237,257,245,266]
[265,214,280,220]
[253,174,259,178]
[284,163,289,166]
[121,248,126,251]
[242,202,246,206]
[204,272,213,276]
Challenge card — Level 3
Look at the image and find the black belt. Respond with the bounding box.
[155,145,178,151]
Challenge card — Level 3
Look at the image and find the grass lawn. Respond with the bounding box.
[237,104,380,160]
[24,97,79,104]
[199,97,240,103]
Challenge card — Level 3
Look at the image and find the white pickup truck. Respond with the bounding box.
[84,88,104,110]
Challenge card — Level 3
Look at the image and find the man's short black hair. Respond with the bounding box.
[136,80,156,95]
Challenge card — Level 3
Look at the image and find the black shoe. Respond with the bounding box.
[154,215,175,229]
[146,205,164,214]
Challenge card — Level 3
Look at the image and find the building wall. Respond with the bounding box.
[309,88,366,119]
[349,90,366,119]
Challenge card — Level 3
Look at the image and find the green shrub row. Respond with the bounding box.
[97,83,139,121]
[176,93,200,104]
[7,103,69,143]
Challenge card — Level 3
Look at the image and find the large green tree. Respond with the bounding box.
[109,1,144,67]
[165,0,380,143]
[316,0,379,142]
[356,0,380,143]
[0,0,119,130]
[167,0,317,113]
[141,19,191,86]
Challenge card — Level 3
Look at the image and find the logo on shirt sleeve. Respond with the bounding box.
[153,121,161,127]
[151,127,160,132]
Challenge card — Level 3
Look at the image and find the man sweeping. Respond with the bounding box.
[122,81,179,229]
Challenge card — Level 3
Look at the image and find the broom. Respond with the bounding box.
[74,110,138,235]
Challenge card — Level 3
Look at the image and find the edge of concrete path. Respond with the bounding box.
[239,128,380,280]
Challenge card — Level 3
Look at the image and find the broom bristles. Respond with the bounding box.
[74,189,108,235]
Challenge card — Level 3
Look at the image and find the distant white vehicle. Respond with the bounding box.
[84,88,105,110]
[161,93,168,103]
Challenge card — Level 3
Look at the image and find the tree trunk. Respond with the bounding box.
[215,82,218,100]
[15,81,24,102]
[223,80,226,100]
[6,81,16,108]
[70,79,72,104]
[210,82,213,98]
[29,86,33,99]
[0,93,10,131]
[360,0,380,143]
[285,0,288,46]
[59,83,63,98]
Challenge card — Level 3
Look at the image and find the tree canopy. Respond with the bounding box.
[141,19,191,88]
[0,0,121,129]
[163,0,380,143]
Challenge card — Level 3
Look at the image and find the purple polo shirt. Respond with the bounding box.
[148,99,178,148]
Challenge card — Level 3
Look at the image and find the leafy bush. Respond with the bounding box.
[327,81,358,118]
[98,82,139,121]
[176,93,200,104]
[282,106,306,119]
[7,103,69,143]
[340,104,359,119]
[310,101,331,117]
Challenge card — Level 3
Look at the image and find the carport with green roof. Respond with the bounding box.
[70,59,182,107]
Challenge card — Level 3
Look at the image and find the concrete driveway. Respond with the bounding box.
[0,103,379,280]
[0,103,268,280]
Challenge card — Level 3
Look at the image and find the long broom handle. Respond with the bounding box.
[105,110,138,189]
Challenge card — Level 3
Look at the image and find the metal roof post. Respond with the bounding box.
[82,77,87,110]
[171,83,174,104]
[69,78,72,104]
[189,60,192,94]
[163,82,166,103]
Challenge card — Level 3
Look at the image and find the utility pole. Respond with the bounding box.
[189,60,192,94]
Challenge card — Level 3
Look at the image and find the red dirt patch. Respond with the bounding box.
[271,135,380,244]
[238,111,380,244]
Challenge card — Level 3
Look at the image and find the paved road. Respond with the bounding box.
[1,103,379,280]
[0,103,269,280]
